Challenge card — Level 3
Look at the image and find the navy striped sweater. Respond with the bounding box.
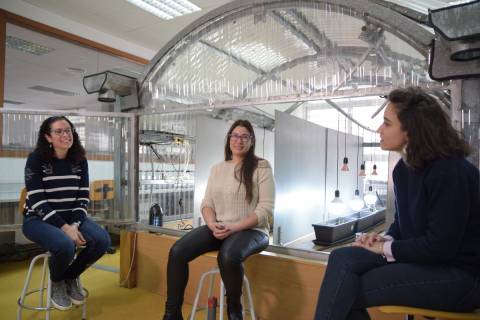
[24,151,90,228]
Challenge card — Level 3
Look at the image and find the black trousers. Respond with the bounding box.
[166,225,269,308]
[314,246,480,320]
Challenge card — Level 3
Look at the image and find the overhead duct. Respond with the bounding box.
[83,71,139,109]
[428,0,480,80]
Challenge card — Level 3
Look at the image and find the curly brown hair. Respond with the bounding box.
[35,116,86,163]
[388,87,470,169]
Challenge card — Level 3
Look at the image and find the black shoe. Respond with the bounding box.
[227,303,243,320]
[106,246,116,254]
[162,306,183,320]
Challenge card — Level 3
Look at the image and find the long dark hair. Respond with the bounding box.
[224,120,259,203]
[35,116,86,163]
[388,87,470,169]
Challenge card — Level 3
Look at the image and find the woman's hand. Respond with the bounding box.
[352,240,384,255]
[209,222,239,240]
[352,232,385,255]
[355,232,385,246]
[61,224,86,246]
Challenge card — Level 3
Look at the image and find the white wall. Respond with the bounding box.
[274,111,362,245]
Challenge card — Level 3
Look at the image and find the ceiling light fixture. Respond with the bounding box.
[5,35,54,56]
[125,0,201,20]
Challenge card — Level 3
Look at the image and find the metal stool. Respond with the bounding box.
[189,267,256,320]
[378,306,480,320]
[17,252,88,320]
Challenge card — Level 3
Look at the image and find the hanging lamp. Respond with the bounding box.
[350,125,365,211]
[364,186,377,211]
[359,128,366,176]
[329,115,346,217]
[341,116,349,171]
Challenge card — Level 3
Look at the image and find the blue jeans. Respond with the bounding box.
[315,246,480,320]
[23,216,110,282]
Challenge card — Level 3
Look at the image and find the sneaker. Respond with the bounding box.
[65,278,86,305]
[51,280,72,311]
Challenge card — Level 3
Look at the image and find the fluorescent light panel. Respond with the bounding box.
[125,0,201,20]
[5,35,55,56]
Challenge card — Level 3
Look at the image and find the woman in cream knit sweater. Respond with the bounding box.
[162,120,275,320]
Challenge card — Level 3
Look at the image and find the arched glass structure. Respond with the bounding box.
[139,0,444,113]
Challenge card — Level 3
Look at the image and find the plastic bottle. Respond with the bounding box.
[149,203,164,227]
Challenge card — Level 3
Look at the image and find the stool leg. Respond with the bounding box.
[78,277,87,320]
[219,280,225,320]
[190,270,217,320]
[17,254,45,320]
[207,273,215,300]
[243,276,255,320]
[205,273,216,320]
[82,301,87,320]
[39,255,48,308]
[45,272,51,320]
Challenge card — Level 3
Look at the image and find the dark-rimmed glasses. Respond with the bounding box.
[51,128,73,136]
[229,133,252,142]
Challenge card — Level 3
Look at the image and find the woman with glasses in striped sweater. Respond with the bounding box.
[22,116,110,311]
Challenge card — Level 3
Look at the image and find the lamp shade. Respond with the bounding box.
[364,186,377,209]
[328,190,347,217]
[349,189,365,211]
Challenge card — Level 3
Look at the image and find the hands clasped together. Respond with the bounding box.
[61,223,87,247]
[352,232,386,256]
[207,222,239,240]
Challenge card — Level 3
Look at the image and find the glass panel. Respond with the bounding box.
[142,2,435,111]
[0,110,136,232]
[138,112,196,230]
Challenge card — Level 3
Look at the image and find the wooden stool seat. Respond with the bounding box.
[379,305,480,320]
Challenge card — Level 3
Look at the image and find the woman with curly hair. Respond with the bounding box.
[314,87,480,319]
[22,116,110,311]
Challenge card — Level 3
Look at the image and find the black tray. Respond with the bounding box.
[312,234,355,246]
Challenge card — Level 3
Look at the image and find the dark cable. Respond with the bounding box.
[356,125,360,189]
[336,115,339,189]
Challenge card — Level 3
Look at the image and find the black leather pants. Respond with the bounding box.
[165,225,269,309]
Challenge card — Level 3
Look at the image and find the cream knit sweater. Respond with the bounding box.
[200,159,275,235]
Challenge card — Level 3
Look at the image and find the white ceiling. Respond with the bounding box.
[2,0,233,111]
[22,0,233,52]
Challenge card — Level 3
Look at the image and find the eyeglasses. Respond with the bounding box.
[51,128,73,136]
[229,133,253,142]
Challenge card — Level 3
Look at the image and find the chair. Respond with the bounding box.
[378,306,480,320]
[18,187,27,214]
[189,251,256,320]
[17,187,88,319]
[89,180,114,216]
